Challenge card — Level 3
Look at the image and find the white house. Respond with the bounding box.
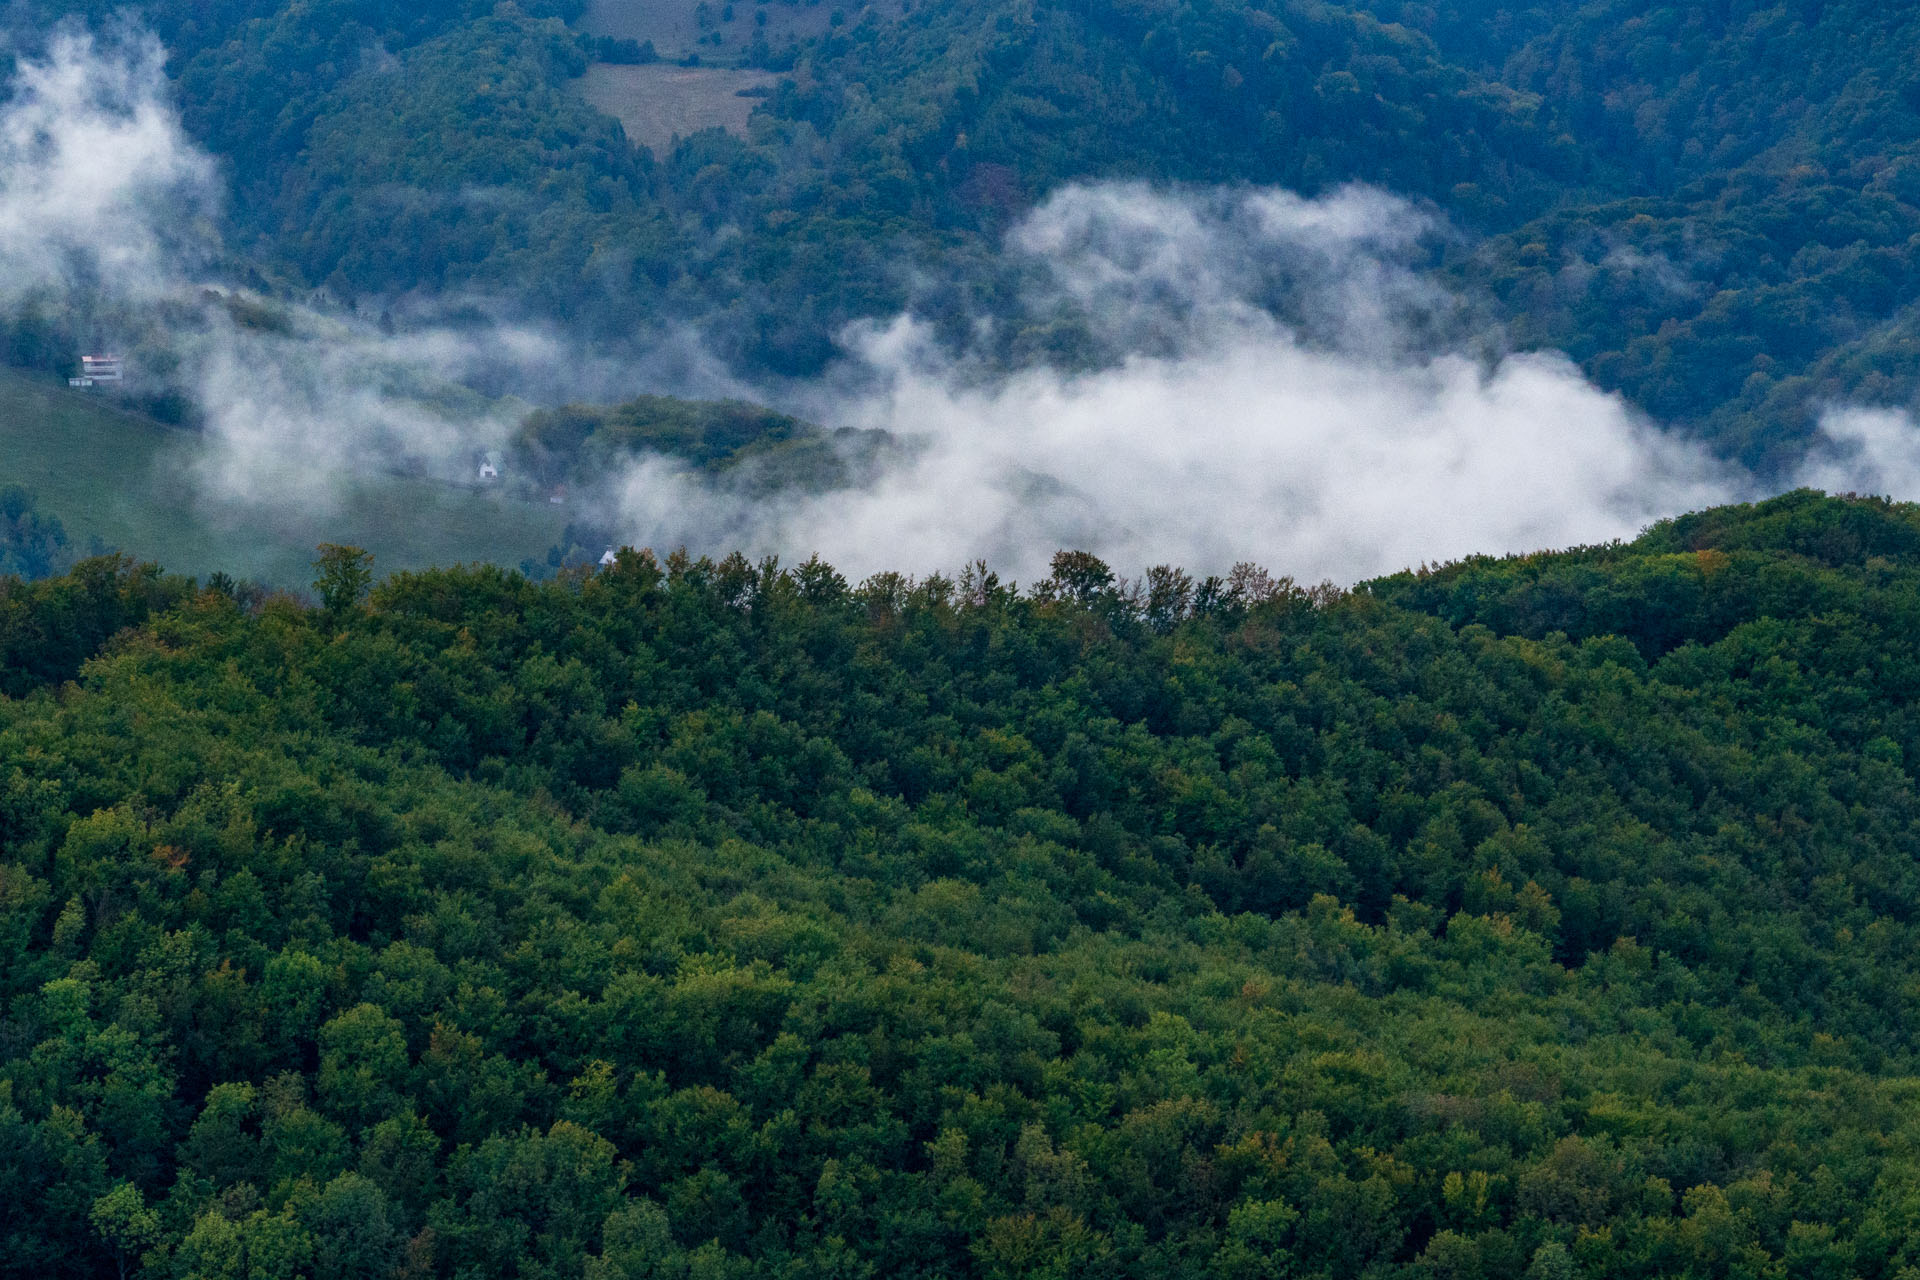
[70,354,123,388]
[478,450,503,481]
[80,354,122,384]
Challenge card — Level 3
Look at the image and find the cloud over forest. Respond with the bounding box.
[4,33,1920,582]
[609,185,1738,583]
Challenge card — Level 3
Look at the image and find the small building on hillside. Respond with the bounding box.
[599,547,618,567]
[70,354,123,388]
[478,450,502,481]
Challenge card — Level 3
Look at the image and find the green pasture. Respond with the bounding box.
[0,369,569,587]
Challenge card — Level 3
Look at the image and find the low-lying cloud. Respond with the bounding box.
[0,26,216,300]
[608,185,1734,584]
[0,30,670,515]
[617,313,1729,584]
[8,30,1920,583]
[1791,406,1920,501]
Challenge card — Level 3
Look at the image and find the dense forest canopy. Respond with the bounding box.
[6,492,1920,1275]
[11,0,1920,1272]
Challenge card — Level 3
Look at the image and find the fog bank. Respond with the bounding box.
[611,185,1735,584]
[8,33,1920,583]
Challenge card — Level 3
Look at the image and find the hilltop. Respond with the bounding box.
[6,492,1920,1276]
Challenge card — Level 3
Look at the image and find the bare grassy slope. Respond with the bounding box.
[0,369,568,586]
[575,63,777,152]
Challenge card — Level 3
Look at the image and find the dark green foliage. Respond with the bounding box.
[583,34,657,64]
[0,300,78,379]
[0,486,72,582]
[1446,0,1920,462]
[512,395,894,490]
[1366,489,1920,656]
[312,543,374,618]
[9,497,1920,1276]
[536,521,620,576]
[0,553,189,696]
[271,10,670,314]
[514,396,810,480]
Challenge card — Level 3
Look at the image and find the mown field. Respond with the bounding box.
[574,62,778,152]
[0,369,570,587]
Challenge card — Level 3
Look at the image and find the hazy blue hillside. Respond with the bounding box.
[9,0,1919,464]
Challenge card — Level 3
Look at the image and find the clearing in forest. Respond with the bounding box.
[574,63,779,154]
[0,368,567,586]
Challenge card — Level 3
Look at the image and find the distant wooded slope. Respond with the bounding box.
[12,0,1920,457]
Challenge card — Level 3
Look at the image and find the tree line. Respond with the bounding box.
[5,491,1920,1275]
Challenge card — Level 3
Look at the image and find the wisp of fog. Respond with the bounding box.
[611,185,1735,583]
[6,28,1920,583]
[0,30,576,513]
[0,26,215,299]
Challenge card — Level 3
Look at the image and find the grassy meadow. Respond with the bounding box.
[0,368,570,587]
[575,63,778,152]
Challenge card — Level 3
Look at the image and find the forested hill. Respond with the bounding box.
[10,490,1920,1277]
[12,0,1920,460]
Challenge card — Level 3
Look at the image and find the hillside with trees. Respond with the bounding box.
[14,0,1920,463]
[7,492,1920,1275]
[9,2,1920,1274]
